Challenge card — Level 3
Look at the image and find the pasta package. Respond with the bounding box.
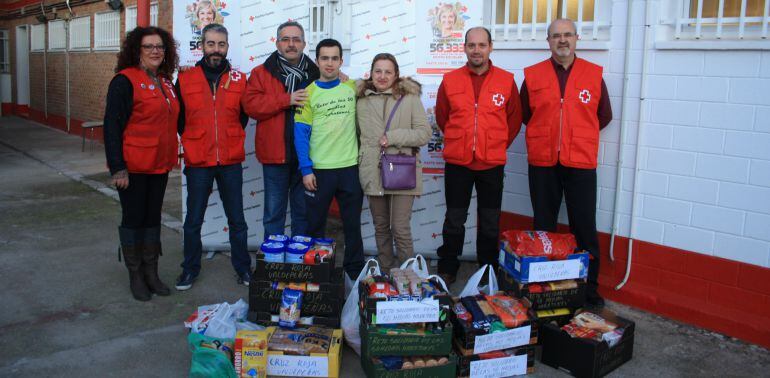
[279,288,303,328]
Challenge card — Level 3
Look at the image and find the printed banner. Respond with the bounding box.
[174,0,243,70]
[349,0,417,77]
[419,83,445,174]
[415,0,483,75]
[240,0,309,73]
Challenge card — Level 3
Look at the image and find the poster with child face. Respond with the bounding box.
[416,1,482,75]
[174,0,242,69]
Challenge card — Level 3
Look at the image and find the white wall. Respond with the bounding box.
[493,0,770,268]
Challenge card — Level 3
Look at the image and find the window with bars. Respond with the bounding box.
[0,30,9,73]
[48,20,66,50]
[489,0,610,42]
[30,24,46,52]
[95,11,121,50]
[69,16,91,51]
[662,0,770,42]
[125,2,159,33]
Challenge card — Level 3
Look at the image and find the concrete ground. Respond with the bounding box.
[0,116,768,377]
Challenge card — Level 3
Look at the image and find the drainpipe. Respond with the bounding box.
[137,0,150,27]
[609,0,637,262]
[65,20,70,132]
[616,0,653,291]
[43,34,47,119]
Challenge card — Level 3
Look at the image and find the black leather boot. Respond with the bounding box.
[141,226,171,296]
[119,227,151,301]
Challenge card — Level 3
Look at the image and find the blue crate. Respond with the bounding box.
[499,247,590,284]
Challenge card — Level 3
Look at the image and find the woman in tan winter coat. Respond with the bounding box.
[356,53,431,271]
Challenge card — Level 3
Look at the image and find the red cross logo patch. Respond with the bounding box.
[492,93,505,107]
[579,89,591,104]
[230,71,242,82]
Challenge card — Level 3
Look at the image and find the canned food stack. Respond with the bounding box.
[248,234,344,329]
[357,265,457,378]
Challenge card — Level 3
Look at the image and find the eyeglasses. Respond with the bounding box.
[278,37,303,44]
[549,32,576,39]
[141,44,166,52]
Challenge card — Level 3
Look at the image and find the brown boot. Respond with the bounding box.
[119,227,151,301]
[141,227,170,296]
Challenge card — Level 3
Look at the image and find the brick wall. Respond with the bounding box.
[1,0,175,125]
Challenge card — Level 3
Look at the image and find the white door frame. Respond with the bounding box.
[14,25,30,108]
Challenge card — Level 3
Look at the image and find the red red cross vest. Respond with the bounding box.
[177,66,247,167]
[441,64,515,166]
[524,58,603,169]
[118,67,180,174]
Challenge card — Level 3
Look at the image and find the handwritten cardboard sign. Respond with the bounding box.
[267,355,329,377]
[469,354,528,378]
[527,259,582,283]
[375,299,439,324]
[473,325,532,354]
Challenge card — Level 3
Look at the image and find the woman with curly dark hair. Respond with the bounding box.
[103,26,180,301]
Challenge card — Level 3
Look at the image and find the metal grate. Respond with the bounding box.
[125,2,159,33]
[69,16,91,50]
[489,0,609,41]
[48,20,66,50]
[666,0,770,40]
[95,11,121,49]
[30,24,45,52]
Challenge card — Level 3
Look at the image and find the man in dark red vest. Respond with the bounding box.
[174,24,251,290]
[521,19,613,307]
[435,27,523,284]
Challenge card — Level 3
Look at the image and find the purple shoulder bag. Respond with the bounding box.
[380,96,417,190]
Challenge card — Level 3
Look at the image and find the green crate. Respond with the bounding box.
[361,354,457,378]
[360,322,453,357]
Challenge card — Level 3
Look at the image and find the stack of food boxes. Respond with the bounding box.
[248,235,343,327]
[358,268,456,377]
[450,292,538,377]
[233,327,343,378]
[246,235,345,378]
[498,230,590,331]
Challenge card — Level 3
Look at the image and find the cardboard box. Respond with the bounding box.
[450,297,537,352]
[456,344,535,378]
[361,354,457,378]
[247,311,341,328]
[540,310,635,378]
[499,268,587,310]
[253,254,340,283]
[499,247,590,284]
[360,322,453,357]
[265,327,343,378]
[234,329,269,378]
[248,280,343,317]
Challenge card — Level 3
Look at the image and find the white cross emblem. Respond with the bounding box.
[579,89,591,104]
[230,71,242,82]
[492,93,505,107]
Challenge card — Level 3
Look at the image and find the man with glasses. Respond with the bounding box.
[174,23,251,290]
[242,21,320,238]
[521,18,613,307]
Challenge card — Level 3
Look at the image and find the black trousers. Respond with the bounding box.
[437,164,504,275]
[117,172,169,229]
[305,165,365,280]
[528,163,600,290]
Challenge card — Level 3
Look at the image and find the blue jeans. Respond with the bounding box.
[182,164,250,275]
[262,163,308,236]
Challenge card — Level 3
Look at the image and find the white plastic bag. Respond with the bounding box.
[342,259,381,355]
[204,302,237,339]
[427,274,451,294]
[399,254,430,279]
[459,264,499,297]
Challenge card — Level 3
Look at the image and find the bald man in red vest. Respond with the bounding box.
[521,19,613,307]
